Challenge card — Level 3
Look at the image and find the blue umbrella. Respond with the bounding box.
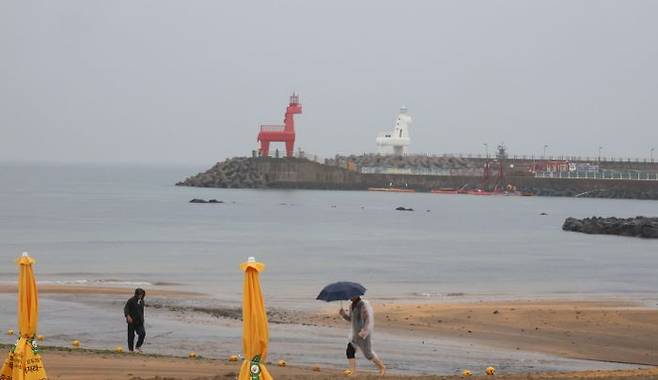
[316,281,366,302]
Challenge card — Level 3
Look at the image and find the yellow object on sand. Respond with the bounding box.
[229,355,239,362]
[6,329,14,336]
[238,258,273,380]
[486,366,496,375]
[312,366,321,372]
[277,359,286,367]
[188,352,198,358]
[1,253,49,380]
[114,346,124,353]
[343,369,353,376]
[71,339,81,348]
[463,369,472,377]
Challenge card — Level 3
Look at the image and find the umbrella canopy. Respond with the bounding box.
[238,257,273,380]
[1,252,48,380]
[316,281,366,302]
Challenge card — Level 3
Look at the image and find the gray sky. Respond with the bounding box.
[1,1,657,165]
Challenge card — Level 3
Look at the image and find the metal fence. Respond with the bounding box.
[535,171,658,181]
[252,148,326,162]
[360,166,482,176]
[357,152,657,164]
[361,167,449,176]
[261,151,658,165]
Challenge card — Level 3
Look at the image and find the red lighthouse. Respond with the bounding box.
[257,93,302,158]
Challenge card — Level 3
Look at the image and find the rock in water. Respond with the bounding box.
[562,216,658,238]
[190,198,208,203]
[395,206,414,211]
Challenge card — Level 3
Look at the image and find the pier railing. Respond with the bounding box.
[403,152,657,164]
[255,151,658,178]
[360,166,482,176]
[252,147,328,162]
[535,171,658,181]
[268,151,658,165]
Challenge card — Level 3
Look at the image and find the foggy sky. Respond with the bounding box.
[1,1,657,165]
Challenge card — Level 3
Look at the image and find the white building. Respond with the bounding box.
[376,106,412,155]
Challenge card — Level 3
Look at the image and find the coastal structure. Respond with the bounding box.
[376,106,411,155]
[178,156,658,200]
[257,93,302,158]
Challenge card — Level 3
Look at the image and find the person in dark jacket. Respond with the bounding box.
[124,288,146,352]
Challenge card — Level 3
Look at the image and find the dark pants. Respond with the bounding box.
[346,342,356,359]
[127,323,146,351]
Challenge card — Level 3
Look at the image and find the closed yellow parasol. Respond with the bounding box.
[238,257,273,380]
[1,252,48,380]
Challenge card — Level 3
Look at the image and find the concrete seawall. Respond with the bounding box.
[177,158,658,200]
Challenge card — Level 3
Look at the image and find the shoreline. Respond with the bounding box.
[3,284,658,375]
[11,346,658,380]
[0,283,202,297]
[308,299,658,367]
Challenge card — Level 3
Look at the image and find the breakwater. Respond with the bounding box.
[328,153,658,173]
[177,157,658,200]
[563,217,658,238]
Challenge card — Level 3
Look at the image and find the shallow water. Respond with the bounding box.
[0,162,656,373]
[0,293,643,374]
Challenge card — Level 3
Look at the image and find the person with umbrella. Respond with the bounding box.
[317,282,386,377]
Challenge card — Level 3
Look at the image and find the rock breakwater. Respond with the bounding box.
[328,154,481,172]
[176,157,658,200]
[562,216,658,238]
[176,157,267,188]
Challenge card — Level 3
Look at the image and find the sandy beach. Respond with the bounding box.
[3,284,658,377]
[19,284,658,368]
[310,300,658,367]
[30,348,658,380]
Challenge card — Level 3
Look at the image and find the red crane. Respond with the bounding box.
[257,93,302,158]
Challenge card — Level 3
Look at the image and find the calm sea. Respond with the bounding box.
[0,162,656,373]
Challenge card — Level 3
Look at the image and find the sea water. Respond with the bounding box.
[0,162,656,373]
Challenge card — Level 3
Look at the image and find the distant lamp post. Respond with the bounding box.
[483,143,489,159]
[598,146,603,163]
[543,145,548,158]
[651,147,655,163]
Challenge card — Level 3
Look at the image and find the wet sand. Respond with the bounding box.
[4,285,658,375]
[36,349,658,380]
[311,300,658,366]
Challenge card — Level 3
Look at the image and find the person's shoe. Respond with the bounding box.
[136,347,143,353]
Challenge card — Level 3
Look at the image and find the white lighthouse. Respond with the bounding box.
[376,106,411,155]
